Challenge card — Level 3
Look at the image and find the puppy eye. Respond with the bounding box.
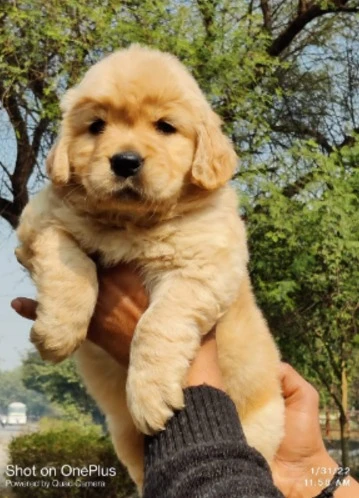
[89,119,106,135]
[155,120,177,135]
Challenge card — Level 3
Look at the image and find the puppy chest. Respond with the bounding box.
[99,237,178,268]
[69,224,177,269]
[60,209,236,271]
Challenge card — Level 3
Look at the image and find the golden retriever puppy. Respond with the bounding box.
[16,45,284,489]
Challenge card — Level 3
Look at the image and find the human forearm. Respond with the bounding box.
[143,386,284,498]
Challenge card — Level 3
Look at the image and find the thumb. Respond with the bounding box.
[11,297,37,320]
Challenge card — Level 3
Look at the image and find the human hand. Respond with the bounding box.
[185,328,224,391]
[12,263,224,391]
[272,363,358,498]
[87,264,148,365]
[11,263,148,366]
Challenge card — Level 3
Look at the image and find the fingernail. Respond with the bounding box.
[11,299,22,312]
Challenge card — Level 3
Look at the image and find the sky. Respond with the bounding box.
[0,220,35,371]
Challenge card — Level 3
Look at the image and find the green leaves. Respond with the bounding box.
[248,136,359,416]
[22,351,104,425]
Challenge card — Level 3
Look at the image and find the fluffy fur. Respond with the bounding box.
[16,45,284,490]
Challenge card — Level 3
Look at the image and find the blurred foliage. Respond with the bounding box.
[248,141,359,394]
[8,419,137,497]
[21,351,105,426]
[0,366,51,418]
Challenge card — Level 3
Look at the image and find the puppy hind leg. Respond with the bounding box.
[76,344,144,492]
[241,395,285,464]
[108,416,145,493]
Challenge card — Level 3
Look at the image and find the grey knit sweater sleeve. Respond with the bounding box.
[143,385,285,498]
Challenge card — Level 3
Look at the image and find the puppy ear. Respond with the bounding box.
[191,111,238,190]
[60,88,78,113]
[46,138,70,185]
[46,88,77,184]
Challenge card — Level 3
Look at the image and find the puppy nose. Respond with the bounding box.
[110,151,143,178]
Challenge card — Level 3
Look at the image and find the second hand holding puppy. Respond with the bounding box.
[11,263,222,387]
[12,264,147,367]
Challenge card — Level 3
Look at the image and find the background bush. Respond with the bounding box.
[7,421,137,498]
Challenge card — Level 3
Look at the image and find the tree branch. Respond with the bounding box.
[281,170,316,198]
[314,363,343,412]
[32,118,49,160]
[338,127,359,148]
[268,0,357,57]
[0,197,18,229]
[260,0,272,31]
[0,85,29,149]
[277,127,358,199]
[0,160,12,182]
[272,122,334,153]
[0,82,39,222]
[196,0,217,41]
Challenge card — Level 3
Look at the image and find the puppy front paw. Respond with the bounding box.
[31,319,86,363]
[126,364,185,435]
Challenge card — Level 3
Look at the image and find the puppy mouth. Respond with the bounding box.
[113,185,143,202]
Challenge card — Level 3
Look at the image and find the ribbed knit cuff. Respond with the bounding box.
[144,385,245,467]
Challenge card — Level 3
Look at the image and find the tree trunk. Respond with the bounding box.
[339,410,350,468]
[325,408,331,438]
[339,365,350,468]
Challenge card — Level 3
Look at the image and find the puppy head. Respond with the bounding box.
[48,45,237,214]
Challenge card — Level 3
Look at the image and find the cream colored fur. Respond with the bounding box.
[16,45,284,490]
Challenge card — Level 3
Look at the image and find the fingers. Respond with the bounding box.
[279,362,305,397]
[98,263,149,310]
[279,362,319,405]
[11,298,37,320]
